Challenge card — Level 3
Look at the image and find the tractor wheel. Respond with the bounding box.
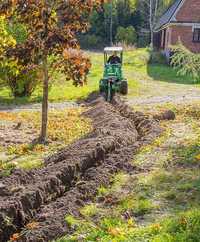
[99,80,104,93]
[99,86,104,93]
[121,81,128,95]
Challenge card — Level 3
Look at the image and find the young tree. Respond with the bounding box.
[171,43,200,83]
[0,0,105,143]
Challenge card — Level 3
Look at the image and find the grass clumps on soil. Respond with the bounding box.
[0,108,91,175]
[80,204,101,218]
[58,209,200,242]
[118,196,155,216]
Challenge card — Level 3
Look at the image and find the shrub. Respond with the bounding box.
[0,17,39,97]
[150,51,167,65]
[170,43,200,83]
[115,26,137,46]
[0,56,41,97]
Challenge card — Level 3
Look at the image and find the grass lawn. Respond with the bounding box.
[0,48,196,105]
[55,102,200,242]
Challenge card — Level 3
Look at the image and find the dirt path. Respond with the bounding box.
[127,78,200,106]
[0,96,162,242]
[127,93,200,106]
[1,80,200,113]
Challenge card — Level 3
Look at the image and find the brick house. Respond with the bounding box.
[154,0,200,57]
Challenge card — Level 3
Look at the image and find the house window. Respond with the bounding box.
[193,28,200,42]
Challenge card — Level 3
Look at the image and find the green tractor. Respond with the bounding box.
[99,47,128,102]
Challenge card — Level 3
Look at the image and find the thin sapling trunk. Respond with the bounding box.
[40,54,49,143]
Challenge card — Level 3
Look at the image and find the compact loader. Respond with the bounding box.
[99,47,128,102]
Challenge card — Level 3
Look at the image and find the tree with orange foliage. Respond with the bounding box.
[0,0,105,142]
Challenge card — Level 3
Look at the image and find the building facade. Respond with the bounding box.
[154,0,200,55]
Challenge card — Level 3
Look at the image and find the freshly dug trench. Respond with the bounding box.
[18,145,140,242]
[0,96,162,242]
[111,95,162,139]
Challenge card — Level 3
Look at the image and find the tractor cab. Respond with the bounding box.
[99,47,128,102]
[104,47,123,80]
[104,47,123,63]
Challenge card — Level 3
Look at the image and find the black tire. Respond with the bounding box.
[99,86,104,93]
[120,81,128,95]
[99,80,104,93]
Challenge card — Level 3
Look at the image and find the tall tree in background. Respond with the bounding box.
[116,0,137,27]
[0,0,105,143]
[139,0,175,47]
[139,0,160,47]
[79,0,138,47]
[109,0,113,46]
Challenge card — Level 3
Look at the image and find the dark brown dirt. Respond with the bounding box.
[153,110,176,121]
[0,96,162,242]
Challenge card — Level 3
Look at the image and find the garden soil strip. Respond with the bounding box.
[0,96,162,242]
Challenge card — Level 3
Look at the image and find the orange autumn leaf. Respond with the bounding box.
[26,221,39,230]
[10,233,20,241]
[108,227,122,237]
[151,223,162,232]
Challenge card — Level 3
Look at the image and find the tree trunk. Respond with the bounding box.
[110,0,113,46]
[152,0,159,49]
[149,0,153,49]
[39,55,49,143]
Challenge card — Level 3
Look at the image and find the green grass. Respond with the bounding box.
[80,204,102,218]
[147,64,196,85]
[57,209,200,242]
[118,196,155,216]
[1,48,196,105]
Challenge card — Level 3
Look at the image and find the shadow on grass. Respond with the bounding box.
[147,63,196,85]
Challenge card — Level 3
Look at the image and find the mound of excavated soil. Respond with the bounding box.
[0,96,162,242]
[153,110,176,121]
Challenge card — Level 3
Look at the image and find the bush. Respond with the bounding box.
[0,59,41,97]
[150,51,167,65]
[170,43,200,83]
[115,26,137,46]
[0,17,40,97]
[5,70,40,97]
